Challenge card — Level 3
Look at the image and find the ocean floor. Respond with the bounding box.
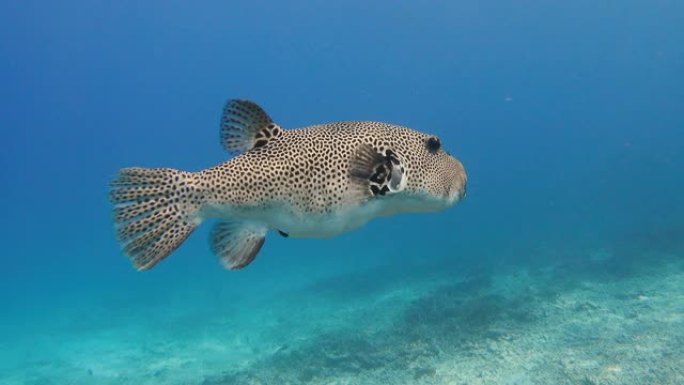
[2,242,683,385]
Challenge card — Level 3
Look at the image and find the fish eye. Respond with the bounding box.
[426,137,441,153]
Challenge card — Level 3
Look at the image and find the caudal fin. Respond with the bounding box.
[109,167,202,270]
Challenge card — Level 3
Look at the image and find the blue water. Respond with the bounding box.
[2,1,683,384]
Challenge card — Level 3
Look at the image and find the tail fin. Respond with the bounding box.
[109,167,202,270]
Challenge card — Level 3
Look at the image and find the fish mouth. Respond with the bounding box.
[444,177,466,205]
[444,189,464,206]
[456,184,467,201]
[444,158,467,204]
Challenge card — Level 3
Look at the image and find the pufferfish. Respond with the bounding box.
[110,100,467,270]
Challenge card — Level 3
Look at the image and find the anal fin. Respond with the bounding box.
[210,220,267,270]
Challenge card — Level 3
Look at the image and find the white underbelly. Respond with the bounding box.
[266,204,384,237]
[202,201,387,238]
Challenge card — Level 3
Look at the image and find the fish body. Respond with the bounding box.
[110,100,467,270]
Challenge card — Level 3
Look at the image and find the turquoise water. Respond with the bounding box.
[2,1,683,384]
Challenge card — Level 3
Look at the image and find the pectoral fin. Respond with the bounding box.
[349,144,406,200]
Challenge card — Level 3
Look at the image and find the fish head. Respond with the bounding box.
[387,130,467,212]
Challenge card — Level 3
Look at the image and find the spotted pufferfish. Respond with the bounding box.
[110,100,467,270]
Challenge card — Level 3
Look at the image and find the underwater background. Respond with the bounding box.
[1,1,683,384]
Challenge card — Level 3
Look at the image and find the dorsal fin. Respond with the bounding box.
[220,99,284,155]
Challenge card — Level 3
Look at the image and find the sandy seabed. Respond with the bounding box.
[3,245,683,385]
